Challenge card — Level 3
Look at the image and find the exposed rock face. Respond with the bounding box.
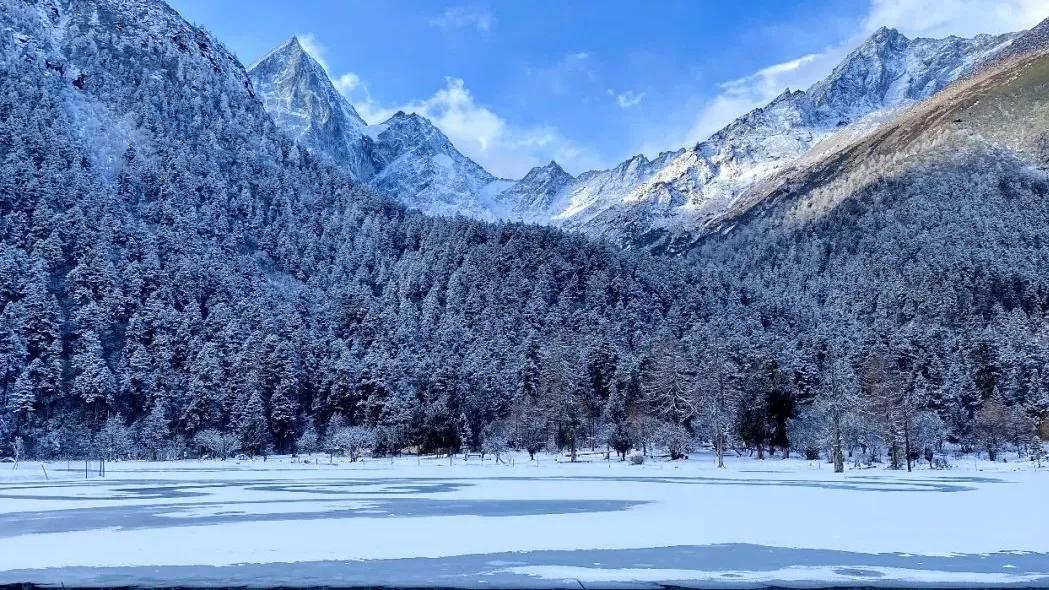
[567,28,1017,245]
[250,26,1017,243]
[249,37,374,180]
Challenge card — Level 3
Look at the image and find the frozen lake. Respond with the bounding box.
[0,452,1046,588]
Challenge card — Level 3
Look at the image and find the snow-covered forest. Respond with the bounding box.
[1,0,1048,474]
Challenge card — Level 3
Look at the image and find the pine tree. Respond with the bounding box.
[518,333,543,401]
[72,331,116,429]
[602,384,632,459]
[136,402,171,460]
[583,340,617,450]
[818,344,862,473]
[641,336,693,427]
[19,261,60,361]
[184,343,223,435]
[1030,435,1046,468]
[266,340,300,453]
[694,340,740,468]
[236,391,269,456]
[0,322,26,412]
[7,369,35,433]
[297,421,320,455]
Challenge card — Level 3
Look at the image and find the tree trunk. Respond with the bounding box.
[832,418,845,473]
[715,430,725,468]
[904,420,912,472]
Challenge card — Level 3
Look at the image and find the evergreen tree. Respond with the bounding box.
[236,392,269,456]
[72,331,116,429]
[136,402,171,460]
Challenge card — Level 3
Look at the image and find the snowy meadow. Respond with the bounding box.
[0,451,1046,588]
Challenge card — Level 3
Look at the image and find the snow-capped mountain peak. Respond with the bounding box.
[807,27,1015,120]
[557,25,1019,246]
[249,24,1022,244]
[250,45,520,219]
[494,160,574,215]
[371,111,461,157]
[248,36,373,179]
[366,110,507,218]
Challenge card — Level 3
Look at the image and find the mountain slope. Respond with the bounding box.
[687,19,1049,321]
[0,0,683,456]
[561,28,1017,248]
[714,18,1049,236]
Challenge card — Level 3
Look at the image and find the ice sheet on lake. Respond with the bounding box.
[0,453,1046,587]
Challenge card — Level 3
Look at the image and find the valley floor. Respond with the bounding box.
[0,451,1046,588]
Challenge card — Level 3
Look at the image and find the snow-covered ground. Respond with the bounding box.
[0,451,1046,588]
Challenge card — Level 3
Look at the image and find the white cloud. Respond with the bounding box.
[863,0,1048,38]
[332,72,361,95]
[429,6,494,33]
[613,90,646,109]
[683,52,836,142]
[407,78,504,151]
[719,54,820,99]
[294,33,332,73]
[665,0,1049,150]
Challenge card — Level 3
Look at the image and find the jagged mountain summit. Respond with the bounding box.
[249,37,374,180]
[365,111,506,219]
[250,26,1018,245]
[498,160,575,216]
[564,27,1018,248]
[249,41,523,219]
[714,16,1049,236]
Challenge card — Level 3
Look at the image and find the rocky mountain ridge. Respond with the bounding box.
[249,26,1017,245]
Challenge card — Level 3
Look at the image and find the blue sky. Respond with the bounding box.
[170,0,1047,178]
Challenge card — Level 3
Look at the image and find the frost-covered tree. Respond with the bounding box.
[95,416,133,461]
[641,336,694,428]
[975,393,1027,461]
[135,403,171,461]
[72,332,116,429]
[816,345,863,473]
[297,422,320,455]
[694,340,740,468]
[193,429,239,459]
[1030,435,1046,468]
[184,343,223,436]
[235,392,269,456]
[331,425,376,462]
[653,421,693,460]
[602,384,632,459]
[480,421,508,463]
[509,395,548,460]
